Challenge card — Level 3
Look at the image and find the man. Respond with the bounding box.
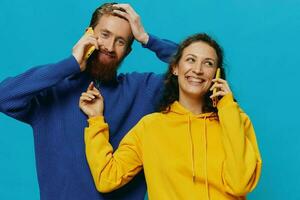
[0,3,178,200]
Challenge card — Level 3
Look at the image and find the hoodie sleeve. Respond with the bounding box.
[217,94,262,196]
[85,116,143,193]
[142,34,178,63]
[0,56,80,124]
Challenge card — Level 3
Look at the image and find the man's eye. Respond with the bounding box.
[100,32,109,38]
[117,39,126,46]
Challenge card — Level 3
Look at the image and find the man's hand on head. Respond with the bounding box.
[112,4,149,45]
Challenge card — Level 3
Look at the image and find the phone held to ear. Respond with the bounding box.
[212,68,221,107]
[84,27,96,60]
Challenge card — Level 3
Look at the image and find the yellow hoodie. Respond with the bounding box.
[85,94,262,200]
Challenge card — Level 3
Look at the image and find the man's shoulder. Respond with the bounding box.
[119,72,163,79]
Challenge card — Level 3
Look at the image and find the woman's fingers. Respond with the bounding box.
[212,78,226,83]
[210,83,223,91]
[209,78,232,99]
[81,93,95,100]
[87,82,94,90]
[92,85,101,95]
[210,91,227,99]
[86,90,100,97]
[210,78,232,93]
[88,81,103,95]
[80,94,94,102]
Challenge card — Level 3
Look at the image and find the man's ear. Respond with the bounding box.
[125,46,132,57]
[172,64,179,76]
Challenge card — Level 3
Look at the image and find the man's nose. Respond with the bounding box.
[103,38,115,52]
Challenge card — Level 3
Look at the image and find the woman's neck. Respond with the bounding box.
[179,95,204,115]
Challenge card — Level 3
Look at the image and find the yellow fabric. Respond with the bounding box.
[85,94,262,200]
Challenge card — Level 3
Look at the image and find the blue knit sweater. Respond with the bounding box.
[0,35,178,200]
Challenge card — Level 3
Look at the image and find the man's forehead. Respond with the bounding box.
[96,15,131,34]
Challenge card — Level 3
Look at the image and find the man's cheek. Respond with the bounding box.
[118,50,128,60]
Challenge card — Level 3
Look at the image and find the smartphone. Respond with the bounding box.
[212,68,221,107]
[84,27,96,60]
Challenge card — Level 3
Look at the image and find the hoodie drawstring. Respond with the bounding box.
[188,115,210,200]
[204,116,210,200]
[188,115,196,182]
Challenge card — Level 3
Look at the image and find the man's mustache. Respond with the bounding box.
[97,49,117,58]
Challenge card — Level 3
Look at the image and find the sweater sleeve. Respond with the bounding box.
[0,56,81,123]
[142,34,178,63]
[217,94,262,196]
[85,116,143,193]
[142,73,164,106]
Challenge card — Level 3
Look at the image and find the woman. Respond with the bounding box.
[79,33,262,200]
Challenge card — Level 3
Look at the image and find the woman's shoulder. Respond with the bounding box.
[140,112,165,123]
[131,113,165,136]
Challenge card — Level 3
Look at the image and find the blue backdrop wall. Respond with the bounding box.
[0,0,299,199]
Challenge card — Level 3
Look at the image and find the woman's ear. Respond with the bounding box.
[172,64,179,76]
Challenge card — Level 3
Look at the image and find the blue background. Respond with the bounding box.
[0,0,300,199]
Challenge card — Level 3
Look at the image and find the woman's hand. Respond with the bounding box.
[209,78,232,99]
[79,82,104,118]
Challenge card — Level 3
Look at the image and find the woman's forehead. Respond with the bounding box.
[182,42,218,60]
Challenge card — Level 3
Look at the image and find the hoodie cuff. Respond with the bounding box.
[217,93,235,110]
[87,116,106,127]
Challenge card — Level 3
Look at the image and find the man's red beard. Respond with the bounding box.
[86,49,124,83]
